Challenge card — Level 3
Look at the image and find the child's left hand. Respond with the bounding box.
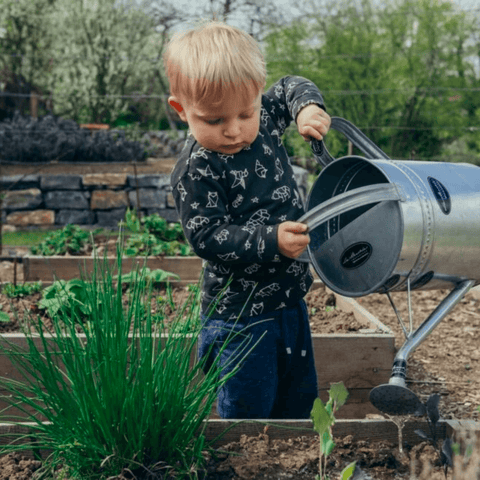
[296,104,331,142]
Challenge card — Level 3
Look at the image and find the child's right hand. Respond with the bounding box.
[277,221,310,259]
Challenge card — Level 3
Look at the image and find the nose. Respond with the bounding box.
[223,119,241,138]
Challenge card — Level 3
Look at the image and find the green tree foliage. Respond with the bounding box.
[0,0,58,114]
[0,0,171,125]
[46,0,159,124]
[264,0,479,161]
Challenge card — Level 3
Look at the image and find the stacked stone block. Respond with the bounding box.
[1,166,308,229]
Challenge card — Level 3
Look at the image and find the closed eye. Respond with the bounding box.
[205,114,253,126]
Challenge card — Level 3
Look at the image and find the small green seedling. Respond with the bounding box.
[120,209,193,257]
[114,267,180,287]
[2,281,43,298]
[310,381,356,480]
[0,306,10,323]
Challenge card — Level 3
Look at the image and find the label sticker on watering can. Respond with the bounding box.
[340,242,372,269]
[428,177,451,215]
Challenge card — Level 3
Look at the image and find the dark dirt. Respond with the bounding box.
[0,283,357,335]
[0,433,464,479]
[203,432,454,480]
[0,253,479,479]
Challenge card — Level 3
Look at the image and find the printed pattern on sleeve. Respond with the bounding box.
[171,76,326,320]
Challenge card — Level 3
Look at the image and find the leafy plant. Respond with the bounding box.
[0,246,258,478]
[30,224,100,256]
[121,209,193,257]
[310,381,356,480]
[38,278,92,320]
[1,281,42,298]
[414,393,453,478]
[0,306,10,323]
[114,267,180,286]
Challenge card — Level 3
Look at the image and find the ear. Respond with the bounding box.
[168,96,187,122]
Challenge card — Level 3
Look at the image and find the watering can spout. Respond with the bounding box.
[369,279,475,416]
[393,279,475,364]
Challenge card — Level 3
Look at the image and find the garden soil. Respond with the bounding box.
[0,254,479,479]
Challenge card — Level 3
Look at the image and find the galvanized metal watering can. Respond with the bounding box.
[298,117,479,416]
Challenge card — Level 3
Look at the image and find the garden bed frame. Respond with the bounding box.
[22,255,204,287]
[0,418,478,458]
[0,280,394,420]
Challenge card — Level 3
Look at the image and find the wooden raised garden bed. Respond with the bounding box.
[23,255,204,286]
[0,417,478,457]
[0,282,395,421]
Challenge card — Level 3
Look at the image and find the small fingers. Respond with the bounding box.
[300,123,329,142]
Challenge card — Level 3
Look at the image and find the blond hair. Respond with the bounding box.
[163,20,266,106]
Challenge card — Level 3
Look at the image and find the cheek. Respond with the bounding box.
[194,124,219,145]
[247,118,260,140]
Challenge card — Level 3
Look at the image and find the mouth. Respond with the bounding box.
[224,143,244,149]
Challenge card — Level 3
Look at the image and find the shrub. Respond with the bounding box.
[0,112,148,163]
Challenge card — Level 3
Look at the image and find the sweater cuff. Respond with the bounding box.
[294,100,326,123]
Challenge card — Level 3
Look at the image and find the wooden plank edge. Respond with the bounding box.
[0,419,477,456]
[1,280,199,289]
[23,255,204,282]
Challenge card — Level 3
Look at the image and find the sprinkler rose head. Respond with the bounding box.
[370,384,426,416]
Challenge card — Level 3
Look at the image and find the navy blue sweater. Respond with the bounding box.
[171,76,326,320]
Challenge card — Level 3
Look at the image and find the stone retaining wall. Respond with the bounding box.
[1,166,308,229]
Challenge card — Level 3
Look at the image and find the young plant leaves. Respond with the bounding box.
[340,460,356,479]
[426,393,440,425]
[441,437,453,472]
[311,397,334,437]
[321,431,336,456]
[328,381,349,409]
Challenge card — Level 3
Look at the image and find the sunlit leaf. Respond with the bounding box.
[328,381,349,409]
[310,397,334,436]
[320,431,335,456]
[340,461,356,479]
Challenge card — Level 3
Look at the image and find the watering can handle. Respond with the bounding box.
[298,183,402,232]
[310,117,391,167]
[295,183,403,263]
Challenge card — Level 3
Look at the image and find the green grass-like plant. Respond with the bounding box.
[2,230,57,247]
[0,245,256,479]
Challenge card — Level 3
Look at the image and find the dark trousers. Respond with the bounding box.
[198,300,318,419]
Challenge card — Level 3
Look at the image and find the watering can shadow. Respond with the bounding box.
[298,117,479,416]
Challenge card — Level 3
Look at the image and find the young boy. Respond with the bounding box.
[163,20,331,419]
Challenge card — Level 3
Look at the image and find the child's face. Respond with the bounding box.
[169,85,262,155]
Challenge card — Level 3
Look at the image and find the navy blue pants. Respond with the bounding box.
[198,300,318,419]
